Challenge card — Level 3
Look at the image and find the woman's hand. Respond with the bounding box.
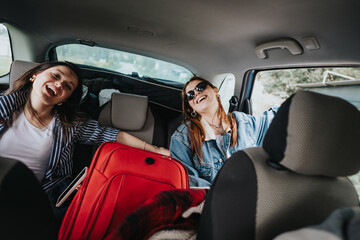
[145,143,171,156]
[116,131,171,156]
[155,147,171,156]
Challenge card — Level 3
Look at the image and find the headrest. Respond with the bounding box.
[9,60,40,90]
[263,91,360,177]
[98,92,149,131]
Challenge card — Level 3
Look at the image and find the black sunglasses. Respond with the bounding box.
[185,81,209,101]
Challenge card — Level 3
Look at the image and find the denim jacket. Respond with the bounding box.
[169,106,279,187]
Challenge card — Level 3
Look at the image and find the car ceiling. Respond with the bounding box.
[1,0,360,87]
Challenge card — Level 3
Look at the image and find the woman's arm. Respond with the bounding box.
[170,135,211,188]
[75,120,170,156]
[0,91,28,120]
[236,105,279,146]
[253,105,279,144]
[116,131,170,156]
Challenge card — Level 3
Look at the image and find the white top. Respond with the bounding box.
[0,109,55,182]
[201,118,231,158]
[215,134,230,158]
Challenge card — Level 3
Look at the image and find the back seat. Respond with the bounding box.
[9,60,40,89]
[98,92,155,144]
[167,113,183,147]
[73,91,172,175]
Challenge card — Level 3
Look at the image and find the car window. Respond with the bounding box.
[0,23,12,77]
[252,67,360,196]
[252,67,360,115]
[217,74,236,113]
[55,44,193,86]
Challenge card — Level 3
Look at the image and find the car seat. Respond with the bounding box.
[9,60,40,90]
[98,92,155,144]
[0,157,57,240]
[197,91,360,240]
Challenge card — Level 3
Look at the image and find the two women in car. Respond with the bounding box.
[0,62,277,193]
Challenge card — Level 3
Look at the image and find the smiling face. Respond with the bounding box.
[31,65,79,107]
[185,79,219,115]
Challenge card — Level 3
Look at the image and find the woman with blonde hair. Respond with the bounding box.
[170,76,278,187]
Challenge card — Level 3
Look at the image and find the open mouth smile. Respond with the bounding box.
[196,96,207,104]
[46,86,58,96]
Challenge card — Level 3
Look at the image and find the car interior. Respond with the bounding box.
[198,90,360,239]
[0,0,360,239]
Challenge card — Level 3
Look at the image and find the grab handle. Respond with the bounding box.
[255,39,303,59]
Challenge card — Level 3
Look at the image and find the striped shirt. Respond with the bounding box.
[0,91,120,190]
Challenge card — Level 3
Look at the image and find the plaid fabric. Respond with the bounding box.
[106,189,207,240]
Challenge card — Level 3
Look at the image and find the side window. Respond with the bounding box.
[0,24,12,78]
[217,74,235,113]
[252,67,360,197]
[252,67,360,115]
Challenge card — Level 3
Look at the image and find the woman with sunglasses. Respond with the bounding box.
[169,76,278,187]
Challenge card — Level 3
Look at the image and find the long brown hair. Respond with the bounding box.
[182,76,237,163]
[3,61,87,141]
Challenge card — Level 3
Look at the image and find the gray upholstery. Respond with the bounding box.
[246,147,358,240]
[264,91,360,176]
[98,92,155,144]
[259,91,360,239]
[198,91,360,240]
[9,60,40,90]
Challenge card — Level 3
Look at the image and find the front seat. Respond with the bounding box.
[197,91,360,240]
[0,157,57,239]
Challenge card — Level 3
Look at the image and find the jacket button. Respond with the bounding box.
[219,159,223,163]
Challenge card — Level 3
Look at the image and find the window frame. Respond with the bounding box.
[0,23,13,78]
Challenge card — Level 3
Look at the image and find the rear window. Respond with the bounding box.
[0,23,12,77]
[55,44,193,86]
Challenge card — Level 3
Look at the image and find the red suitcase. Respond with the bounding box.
[58,141,189,240]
